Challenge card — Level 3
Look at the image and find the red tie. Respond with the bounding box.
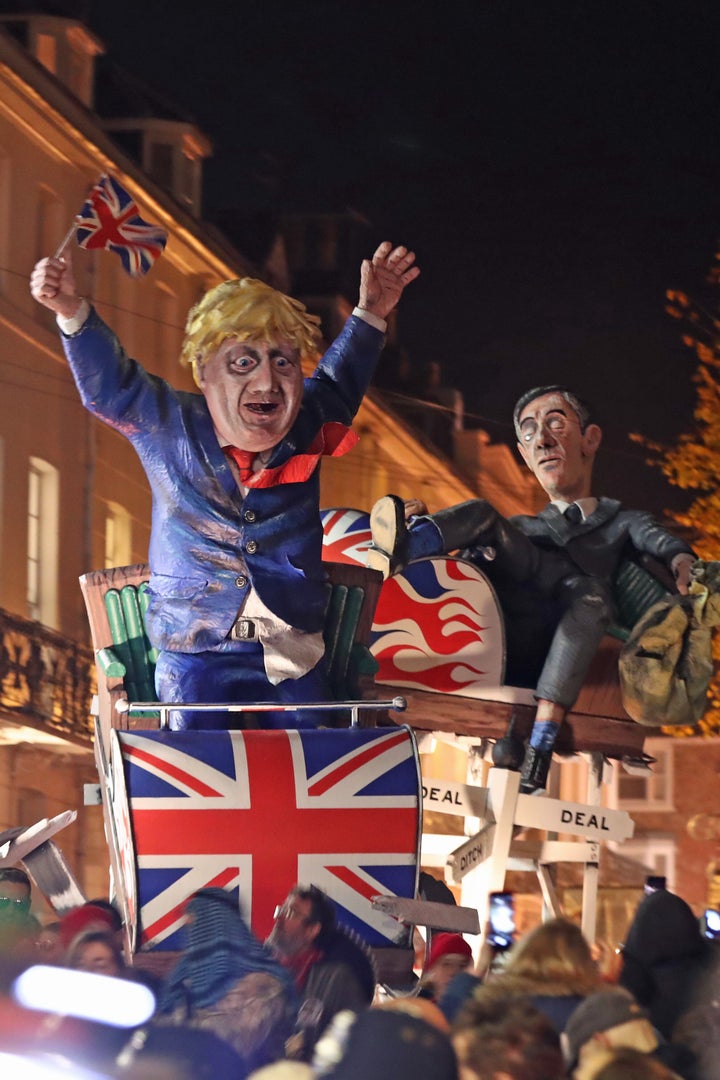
[223,422,358,488]
[223,446,256,483]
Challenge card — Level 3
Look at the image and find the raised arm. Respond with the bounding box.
[358,241,420,319]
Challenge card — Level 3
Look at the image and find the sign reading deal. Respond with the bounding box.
[422,779,488,818]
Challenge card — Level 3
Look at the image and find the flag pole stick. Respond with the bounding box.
[53,217,78,260]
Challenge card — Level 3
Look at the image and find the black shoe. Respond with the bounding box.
[519,746,553,794]
[492,715,524,770]
[367,495,408,579]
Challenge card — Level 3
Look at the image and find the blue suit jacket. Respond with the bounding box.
[62,308,384,652]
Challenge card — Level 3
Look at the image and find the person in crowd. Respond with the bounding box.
[378,995,451,1033]
[0,867,39,955]
[418,933,474,1002]
[366,386,695,791]
[619,889,715,1040]
[312,1006,458,1080]
[65,927,125,977]
[87,898,124,935]
[455,918,601,1034]
[34,920,62,963]
[562,987,694,1080]
[30,243,418,730]
[157,887,294,1072]
[672,993,720,1080]
[58,901,118,952]
[590,1049,684,1080]
[266,885,374,1058]
[451,995,565,1080]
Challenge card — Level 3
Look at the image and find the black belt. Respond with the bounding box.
[229,617,258,642]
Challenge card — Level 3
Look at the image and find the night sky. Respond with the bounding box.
[82,0,720,516]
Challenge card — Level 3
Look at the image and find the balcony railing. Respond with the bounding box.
[0,607,95,747]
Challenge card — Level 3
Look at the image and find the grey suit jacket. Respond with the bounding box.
[511,497,694,582]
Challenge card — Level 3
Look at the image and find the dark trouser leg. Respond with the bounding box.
[420,501,541,581]
[370,497,540,580]
[535,575,614,708]
[520,575,614,793]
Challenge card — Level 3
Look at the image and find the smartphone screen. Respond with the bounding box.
[704,909,720,940]
[488,891,515,950]
[644,875,667,896]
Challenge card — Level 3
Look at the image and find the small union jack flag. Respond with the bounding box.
[111,727,420,952]
[75,174,167,277]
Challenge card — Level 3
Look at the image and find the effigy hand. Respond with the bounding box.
[30,250,82,320]
[358,242,420,319]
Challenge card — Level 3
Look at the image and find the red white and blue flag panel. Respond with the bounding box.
[75,174,167,277]
[320,508,373,567]
[114,727,420,952]
[370,557,506,697]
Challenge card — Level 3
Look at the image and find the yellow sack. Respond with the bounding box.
[619,560,720,727]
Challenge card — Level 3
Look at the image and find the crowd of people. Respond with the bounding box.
[1,866,719,1079]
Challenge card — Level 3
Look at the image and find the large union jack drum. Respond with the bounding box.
[106,726,421,954]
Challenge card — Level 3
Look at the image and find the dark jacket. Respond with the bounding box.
[619,889,713,1039]
[513,498,693,584]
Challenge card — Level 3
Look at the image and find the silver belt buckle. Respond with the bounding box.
[231,617,257,642]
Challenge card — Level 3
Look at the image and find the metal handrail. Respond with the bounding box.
[117,696,407,729]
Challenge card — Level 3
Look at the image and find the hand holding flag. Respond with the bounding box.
[71,174,168,277]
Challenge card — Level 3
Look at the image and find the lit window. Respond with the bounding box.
[613,836,676,892]
[27,457,59,627]
[35,32,57,74]
[615,742,674,812]
[105,501,132,568]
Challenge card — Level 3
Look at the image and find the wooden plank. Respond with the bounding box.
[372,895,480,934]
[369,685,650,758]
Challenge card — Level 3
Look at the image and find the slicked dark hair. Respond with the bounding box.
[0,867,31,895]
[513,385,594,439]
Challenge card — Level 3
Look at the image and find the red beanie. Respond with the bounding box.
[59,904,116,950]
[427,932,473,970]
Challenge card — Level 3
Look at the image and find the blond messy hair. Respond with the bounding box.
[180,277,322,386]
[502,918,600,994]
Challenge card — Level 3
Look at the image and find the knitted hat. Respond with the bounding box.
[563,989,657,1066]
[427,933,473,970]
[59,904,117,950]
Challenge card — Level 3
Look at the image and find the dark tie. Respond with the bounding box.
[564,503,583,525]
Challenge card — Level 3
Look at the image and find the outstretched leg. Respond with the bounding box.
[520,574,614,793]
[367,495,540,581]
